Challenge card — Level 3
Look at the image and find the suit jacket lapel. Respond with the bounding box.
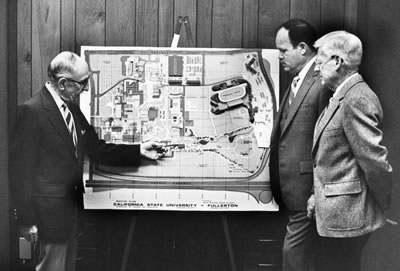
[312,97,340,156]
[270,86,290,144]
[41,87,77,157]
[312,74,364,156]
[280,65,317,137]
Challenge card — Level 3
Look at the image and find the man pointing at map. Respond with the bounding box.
[9,51,165,271]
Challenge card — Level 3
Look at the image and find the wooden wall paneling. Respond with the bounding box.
[196,0,213,48]
[32,0,61,95]
[290,0,322,34]
[212,0,243,48]
[258,0,290,49]
[61,0,76,52]
[321,0,345,35]
[0,0,10,269]
[258,0,290,99]
[17,0,32,104]
[354,0,368,59]
[8,0,18,128]
[135,0,159,46]
[106,0,136,46]
[76,0,106,49]
[344,0,359,34]
[174,0,197,47]
[243,0,259,48]
[159,0,174,47]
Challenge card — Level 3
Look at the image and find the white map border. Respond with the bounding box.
[80,46,280,211]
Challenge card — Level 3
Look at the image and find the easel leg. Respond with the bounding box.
[120,216,136,271]
[222,215,237,271]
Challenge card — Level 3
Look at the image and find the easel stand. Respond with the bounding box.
[170,16,194,48]
[119,16,237,271]
[222,214,238,271]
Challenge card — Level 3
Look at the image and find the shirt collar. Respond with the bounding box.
[291,56,316,97]
[45,81,65,109]
[333,73,359,98]
[298,56,316,79]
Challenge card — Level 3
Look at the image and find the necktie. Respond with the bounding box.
[289,75,300,105]
[61,103,78,155]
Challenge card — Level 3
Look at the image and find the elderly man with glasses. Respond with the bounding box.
[307,31,393,271]
[9,51,165,271]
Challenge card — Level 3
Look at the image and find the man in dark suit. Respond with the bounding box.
[307,31,392,271]
[270,19,331,271]
[9,51,165,271]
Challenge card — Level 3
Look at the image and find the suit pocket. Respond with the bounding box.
[34,182,68,197]
[322,180,364,230]
[324,180,362,196]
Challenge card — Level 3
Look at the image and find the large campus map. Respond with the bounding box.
[81,47,279,211]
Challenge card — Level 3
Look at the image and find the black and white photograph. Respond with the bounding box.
[0,1,399,271]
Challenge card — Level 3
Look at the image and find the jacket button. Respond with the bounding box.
[313,163,317,168]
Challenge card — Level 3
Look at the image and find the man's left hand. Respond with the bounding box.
[307,194,316,219]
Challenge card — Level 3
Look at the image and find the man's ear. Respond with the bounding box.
[298,42,307,55]
[58,78,67,90]
[333,55,344,70]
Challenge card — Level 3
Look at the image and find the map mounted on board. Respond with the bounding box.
[80,47,279,211]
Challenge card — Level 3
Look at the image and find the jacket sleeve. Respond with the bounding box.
[74,105,142,166]
[343,92,392,210]
[9,105,40,226]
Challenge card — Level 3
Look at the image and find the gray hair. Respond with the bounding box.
[47,51,81,81]
[314,31,363,72]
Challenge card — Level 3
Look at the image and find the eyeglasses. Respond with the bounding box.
[61,76,90,90]
[315,55,343,67]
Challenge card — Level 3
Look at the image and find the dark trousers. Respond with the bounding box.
[318,233,370,271]
[282,211,320,271]
[35,208,78,271]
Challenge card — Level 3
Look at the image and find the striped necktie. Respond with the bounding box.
[61,103,78,155]
[289,75,300,105]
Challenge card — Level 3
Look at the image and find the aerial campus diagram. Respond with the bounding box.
[80,47,279,211]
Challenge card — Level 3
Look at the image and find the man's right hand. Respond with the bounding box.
[140,141,167,160]
[20,225,38,243]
